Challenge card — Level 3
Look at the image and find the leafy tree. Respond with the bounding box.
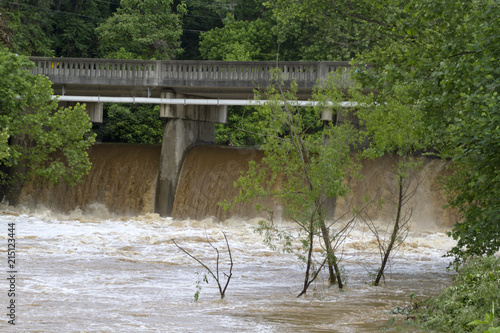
[227,72,362,295]
[199,0,346,145]
[176,0,233,60]
[95,0,186,60]
[199,0,365,62]
[198,7,278,145]
[356,85,426,285]
[200,17,277,61]
[0,11,9,47]
[353,0,499,261]
[231,0,266,21]
[93,104,164,144]
[51,0,118,58]
[0,48,95,202]
[1,0,117,57]
[0,0,54,56]
[263,0,395,61]
[215,106,266,146]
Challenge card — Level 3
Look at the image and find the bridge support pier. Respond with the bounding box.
[86,102,103,123]
[154,91,227,217]
[58,101,103,123]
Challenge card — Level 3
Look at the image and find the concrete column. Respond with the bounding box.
[154,119,216,216]
[321,109,334,123]
[86,102,103,123]
[58,101,103,123]
[160,91,227,123]
[154,91,226,217]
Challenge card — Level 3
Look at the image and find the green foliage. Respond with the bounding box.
[468,304,500,333]
[264,0,397,61]
[178,0,237,60]
[93,104,163,144]
[228,71,362,294]
[96,0,184,60]
[357,84,426,159]
[193,271,209,302]
[233,72,360,216]
[1,0,117,57]
[51,0,116,58]
[413,256,500,333]
[190,0,271,60]
[215,106,270,146]
[1,0,54,56]
[355,78,426,286]
[200,17,276,61]
[0,10,9,47]
[200,0,386,61]
[230,0,267,21]
[0,128,10,161]
[254,219,293,253]
[354,0,500,261]
[0,48,95,191]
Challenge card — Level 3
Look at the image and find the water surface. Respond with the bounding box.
[0,207,455,332]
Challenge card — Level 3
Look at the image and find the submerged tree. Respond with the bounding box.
[172,230,233,300]
[228,71,363,296]
[355,83,426,285]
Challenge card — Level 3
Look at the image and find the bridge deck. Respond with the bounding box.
[29,57,351,99]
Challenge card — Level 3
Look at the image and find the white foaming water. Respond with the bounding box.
[0,204,456,332]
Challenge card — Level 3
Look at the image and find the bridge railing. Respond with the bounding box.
[29,58,158,80]
[28,57,351,86]
[159,61,350,83]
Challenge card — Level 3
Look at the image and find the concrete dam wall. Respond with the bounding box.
[19,143,457,229]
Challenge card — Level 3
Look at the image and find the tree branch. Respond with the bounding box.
[172,230,234,300]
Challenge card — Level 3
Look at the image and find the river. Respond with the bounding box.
[0,144,457,331]
[0,205,456,332]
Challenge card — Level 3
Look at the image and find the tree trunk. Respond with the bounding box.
[320,220,340,287]
[298,219,315,297]
[319,197,343,289]
[374,174,403,286]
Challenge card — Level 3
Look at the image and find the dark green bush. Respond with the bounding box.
[415,256,499,332]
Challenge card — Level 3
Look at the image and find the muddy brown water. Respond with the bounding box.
[3,143,458,332]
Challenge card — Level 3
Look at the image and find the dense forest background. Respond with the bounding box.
[0,0,385,61]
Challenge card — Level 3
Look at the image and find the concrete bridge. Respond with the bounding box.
[29,57,351,99]
[29,57,352,217]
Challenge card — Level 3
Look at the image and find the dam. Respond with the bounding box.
[5,143,458,332]
[19,143,456,229]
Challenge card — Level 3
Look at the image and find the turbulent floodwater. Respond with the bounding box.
[8,144,459,331]
[0,204,456,332]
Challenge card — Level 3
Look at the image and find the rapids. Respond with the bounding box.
[1,143,459,331]
[0,206,455,332]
